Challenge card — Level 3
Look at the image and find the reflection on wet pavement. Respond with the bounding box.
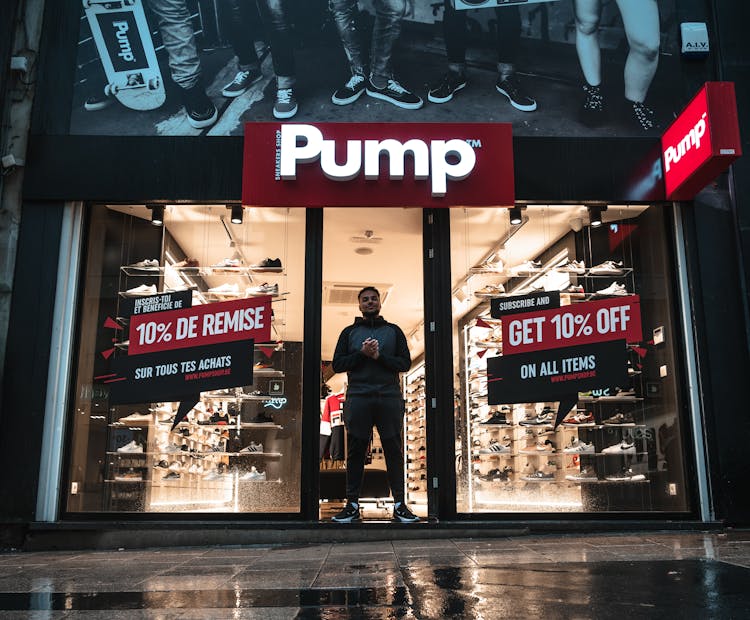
[0,532,749,617]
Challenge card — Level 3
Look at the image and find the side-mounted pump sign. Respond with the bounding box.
[661,82,741,200]
[243,122,514,207]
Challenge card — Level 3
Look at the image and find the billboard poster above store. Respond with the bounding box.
[69,0,683,138]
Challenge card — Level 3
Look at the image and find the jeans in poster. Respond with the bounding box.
[442,1,520,66]
[329,0,409,79]
[220,0,265,69]
[145,0,202,89]
[256,0,296,83]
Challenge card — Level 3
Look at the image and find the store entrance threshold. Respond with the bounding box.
[19,520,721,551]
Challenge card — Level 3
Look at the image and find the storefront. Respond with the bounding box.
[2,0,748,537]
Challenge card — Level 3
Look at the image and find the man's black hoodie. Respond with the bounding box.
[332,316,411,396]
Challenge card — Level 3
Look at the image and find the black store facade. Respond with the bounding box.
[2,0,749,544]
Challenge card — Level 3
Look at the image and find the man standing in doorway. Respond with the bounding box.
[331,287,419,523]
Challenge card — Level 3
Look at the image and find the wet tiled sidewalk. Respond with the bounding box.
[1,531,749,618]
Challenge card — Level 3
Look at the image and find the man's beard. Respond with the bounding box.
[362,309,379,318]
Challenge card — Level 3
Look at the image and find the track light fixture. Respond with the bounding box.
[147,204,164,226]
[229,204,244,224]
[508,206,524,226]
[588,205,607,228]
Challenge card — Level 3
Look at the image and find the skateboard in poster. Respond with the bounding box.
[82,0,166,110]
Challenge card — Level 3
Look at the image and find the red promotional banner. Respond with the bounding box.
[661,82,742,200]
[501,296,642,355]
[128,296,272,355]
[242,122,514,207]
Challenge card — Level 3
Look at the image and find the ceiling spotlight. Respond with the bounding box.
[229,204,243,225]
[147,204,164,226]
[588,205,607,228]
[509,206,523,226]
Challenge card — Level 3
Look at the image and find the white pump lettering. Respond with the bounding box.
[278,124,477,196]
[664,112,708,172]
[113,21,135,62]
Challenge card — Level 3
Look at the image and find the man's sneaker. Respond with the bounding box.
[521,470,554,482]
[481,411,510,425]
[251,257,282,271]
[479,439,510,454]
[332,502,361,523]
[332,73,367,105]
[240,441,263,453]
[393,503,420,523]
[495,75,537,112]
[222,68,262,97]
[366,78,423,110]
[123,284,157,297]
[180,83,218,129]
[273,87,298,119]
[559,260,586,274]
[427,71,467,104]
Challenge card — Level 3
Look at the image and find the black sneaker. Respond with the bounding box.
[393,503,420,523]
[495,75,537,112]
[631,100,657,131]
[332,502,361,523]
[427,71,467,104]
[222,68,262,98]
[180,83,218,129]
[273,87,298,119]
[332,73,366,105]
[366,78,423,110]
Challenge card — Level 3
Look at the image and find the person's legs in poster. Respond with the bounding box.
[427,1,468,104]
[257,0,298,118]
[573,0,605,122]
[428,4,535,111]
[494,7,536,112]
[616,0,660,130]
[329,0,369,105]
[146,0,218,128]
[220,0,265,97]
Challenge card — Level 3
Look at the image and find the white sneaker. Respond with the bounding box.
[563,438,595,453]
[212,258,241,268]
[117,412,153,424]
[240,441,263,453]
[159,443,182,454]
[168,461,182,472]
[240,466,267,481]
[208,283,240,295]
[508,260,541,275]
[116,440,143,453]
[595,282,628,296]
[478,440,510,454]
[123,284,157,297]
[589,260,625,275]
[474,284,505,298]
[559,260,586,274]
[245,282,279,296]
[128,259,160,270]
[602,440,636,454]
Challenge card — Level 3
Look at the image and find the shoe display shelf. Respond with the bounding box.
[460,270,653,511]
[403,363,427,514]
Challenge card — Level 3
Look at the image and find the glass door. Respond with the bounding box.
[319,208,425,520]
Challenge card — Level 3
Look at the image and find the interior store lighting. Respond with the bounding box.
[588,205,607,227]
[229,204,244,224]
[147,204,164,226]
[508,206,523,226]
